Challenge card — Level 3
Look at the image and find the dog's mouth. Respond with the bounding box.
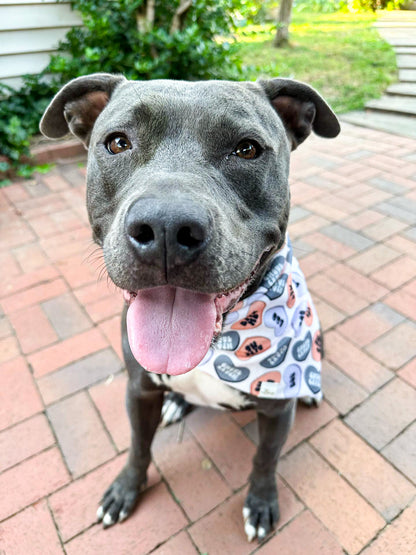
[122,249,271,376]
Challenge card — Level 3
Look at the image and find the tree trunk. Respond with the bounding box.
[274,0,293,47]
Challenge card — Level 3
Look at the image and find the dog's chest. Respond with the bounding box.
[149,370,251,410]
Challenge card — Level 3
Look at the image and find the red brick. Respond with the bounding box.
[56,254,100,288]
[304,232,356,260]
[345,378,416,450]
[366,322,416,369]
[1,277,67,313]
[279,443,385,554]
[384,290,416,321]
[37,348,122,405]
[153,424,231,521]
[231,409,256,427]
[28,327,108,377]
[347,244,401,275]
[84,294,123,324]
[186,408,256,490]
[0,315,12,339]
[42,173,70,192]
[89,373,129,452]
[0,413,54,472]
[98,315,123,359]
[0,251,20,278]
[361,500,416,555]
[382,421,416,484]
[189,482,303,554]
[312,297,345,330]
[325,263,388,303]
[299,251,334,278]
[73,280,118,306]
[308,273,367,315]
[41,292,93,340]
[49,453,160,542]
[356,189,392,207]
[29,210,84,239]
[0,357,43,431]
[0,335,20,363]
[65,482,187,555]
[152,531,197,555]
[325,330,393,392]
[13,241,49,271]
[343,210,384,231]
[371,256,416,290]
[321,360,368,415]
[257,510,344,555]
[282,400,337,455]
[311,420,415,521]
[289,214,330,238]
[8,304,58,354]
[40,227,91,261]
[398,358,416,388]
[291,181,323,204]
[0,265,59,298]
[2,182,30,203]
[0,219,36,250]
[0,447,69,520]
[363,217,408,241]
[15,194,68,220]
[307,200,350,221]
[337,306,398,347]
[385,234,416,259]
[47,391,116,476]
[0,501,63,555]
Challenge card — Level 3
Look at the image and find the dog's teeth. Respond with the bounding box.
[96,506,104,521]
[242,507,250,520]
[103,513,114,527]
[258,526,266,539]
[244,521,256,542]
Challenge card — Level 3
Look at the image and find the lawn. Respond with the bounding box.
[236,12,397,113]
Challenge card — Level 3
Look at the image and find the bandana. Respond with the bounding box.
[197,237,322,400]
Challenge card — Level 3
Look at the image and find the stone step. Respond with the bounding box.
[386,82,416,97]
[341,111,416,139]
[395,47,416,54]
[399,69,416,82]
[383,37,416,47]
[397,54,416,69]
[365,95,416,117]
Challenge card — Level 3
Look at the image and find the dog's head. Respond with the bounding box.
[41,73,339,375]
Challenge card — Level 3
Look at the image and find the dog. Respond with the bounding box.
[40,73,340,542]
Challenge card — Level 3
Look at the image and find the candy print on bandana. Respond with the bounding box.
[198,236,322,400]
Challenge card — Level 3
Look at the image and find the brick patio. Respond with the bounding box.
[0,122,415,554]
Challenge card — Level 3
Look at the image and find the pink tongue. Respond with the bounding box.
[126,286,217,375]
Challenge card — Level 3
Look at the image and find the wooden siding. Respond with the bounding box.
[0,0,82,88]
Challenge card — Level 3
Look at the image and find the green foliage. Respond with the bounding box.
[294,0,344,13]
[0,0,241,178]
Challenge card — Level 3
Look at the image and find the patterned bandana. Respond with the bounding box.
[197,237,323,400]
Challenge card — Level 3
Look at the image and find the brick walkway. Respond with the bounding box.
[0,122,415,554]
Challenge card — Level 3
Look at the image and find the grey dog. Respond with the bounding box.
[40,73,340,542]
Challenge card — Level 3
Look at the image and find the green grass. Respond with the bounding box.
[236,12,397,113]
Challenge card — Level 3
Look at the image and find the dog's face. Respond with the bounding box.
[41,74,339,375]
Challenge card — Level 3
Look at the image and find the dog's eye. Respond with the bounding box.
[233,140,261,160]
[106,135,132,154]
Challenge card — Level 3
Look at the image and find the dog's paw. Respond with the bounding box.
[300,390,323,407]
[243,493,279,543]
[160,392,193,427]
[97,467,146,528]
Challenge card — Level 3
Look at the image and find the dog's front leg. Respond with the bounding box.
[243,399,296,542]
[97,378,164,528]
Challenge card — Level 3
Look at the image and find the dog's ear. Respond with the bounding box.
[40,73,126,147]
[259,78,340,150]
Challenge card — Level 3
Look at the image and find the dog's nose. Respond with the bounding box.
[125,197,210,270]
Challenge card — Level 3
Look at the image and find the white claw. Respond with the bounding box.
[118,510,128,522]
[244,520,256,542]
[103,513,114,527]
[242,507,250,520]
[258,526,267,539]
[96,506,104,521]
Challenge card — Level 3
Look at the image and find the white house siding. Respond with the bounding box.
[0,0,82,89]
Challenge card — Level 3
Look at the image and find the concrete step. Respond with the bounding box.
[365,95,416,117]
[386,82,416,97]
[383,37,416,47]
[395,47,416,54]
[397,54,416,69]
[399,69,416,82]
[341,111,416,139]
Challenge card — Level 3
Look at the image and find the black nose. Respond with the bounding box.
[125,197,210,270]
